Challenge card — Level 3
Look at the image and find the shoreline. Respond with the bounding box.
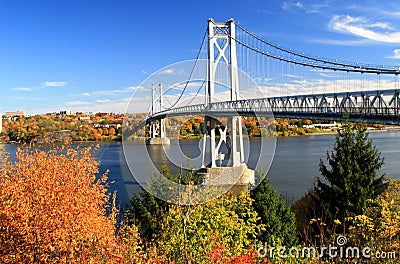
[3,128,400,144]
[277,128,400,137]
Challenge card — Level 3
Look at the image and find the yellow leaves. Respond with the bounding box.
[0,144,117,263]
[343,179,400,256]
[152,192,261,263]
[309,218,320,224]
[348,215,375,231]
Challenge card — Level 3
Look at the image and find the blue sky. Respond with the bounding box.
[2,0,400,114]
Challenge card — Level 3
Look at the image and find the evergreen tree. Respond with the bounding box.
[126,164,200,241]
[127,186,169,241]
[125,164,173,241]
[251,176,299,246]
[314,122,388,222]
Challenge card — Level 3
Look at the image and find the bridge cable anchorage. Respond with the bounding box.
[161,29,208,111]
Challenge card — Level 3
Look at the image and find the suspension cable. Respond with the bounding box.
[233,21,399,74]
[207,20,398,75]
[161,29,208,110]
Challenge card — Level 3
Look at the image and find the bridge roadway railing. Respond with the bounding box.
[147,89,400,125]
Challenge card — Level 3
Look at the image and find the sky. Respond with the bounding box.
[2,0,400,114]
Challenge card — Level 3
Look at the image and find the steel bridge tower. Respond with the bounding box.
[200,19,254,191]
[147,83,170,145]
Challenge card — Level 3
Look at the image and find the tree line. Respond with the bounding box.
[3,112,384,144]
[2,114,122,143]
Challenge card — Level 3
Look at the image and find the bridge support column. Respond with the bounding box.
[200,19,254,195]
[146,83,170,145]
[146,118,170,145]
[200,115,254,195]
[228,116,245,167]
[201,116,246,167]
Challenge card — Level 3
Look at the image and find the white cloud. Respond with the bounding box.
[29,97,138,114]
[369,22,393,30]
[318,72,335,78]
[284,73,302,79]
[12,96,45,101]
[80,100,140,114]
[44,81,67,87]
[96,99,114,103]
[66,100,91,105]
[311,38,372,46]
[130,85,145,91]
[328,15,400,43]
[386,49,400,59]
[10,87,32,91]
[86,86,141,96]
[294,2,303,8]
[281,1,329,14]
[160,69,174,74]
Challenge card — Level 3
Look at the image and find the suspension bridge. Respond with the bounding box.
[138,18,400,190]
[148,19,400,125]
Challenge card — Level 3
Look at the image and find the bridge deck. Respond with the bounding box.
[147,89,400,125]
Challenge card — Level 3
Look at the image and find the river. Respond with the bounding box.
[1,131,399,208]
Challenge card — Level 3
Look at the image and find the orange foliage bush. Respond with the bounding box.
[0,145,117,263]
[208,243,270,264]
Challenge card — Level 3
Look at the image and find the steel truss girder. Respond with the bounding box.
[148,89,400,125]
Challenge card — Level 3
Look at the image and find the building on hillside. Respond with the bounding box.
[94,123,121,129]
[5,110,25,117]
[60,109,72,115]
[79,116,92,122]
[303,121,342,129]
[95,112,111,118]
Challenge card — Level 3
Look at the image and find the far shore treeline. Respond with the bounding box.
[1,112,389,144]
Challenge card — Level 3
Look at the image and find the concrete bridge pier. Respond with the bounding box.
[146,118,170,145]
[200,116,254,195]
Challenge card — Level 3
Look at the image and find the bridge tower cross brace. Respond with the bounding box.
[202,19,245,168]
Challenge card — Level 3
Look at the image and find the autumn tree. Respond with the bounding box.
[0,145,117,263]
[126,165,268,263]
[314,122,388,222]
[153,192,263,264]
[109,127,116,136]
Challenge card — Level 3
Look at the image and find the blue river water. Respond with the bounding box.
[1,131,399,208]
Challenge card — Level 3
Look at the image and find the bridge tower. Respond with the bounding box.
[201,19,254,193]
[147,83,170,145]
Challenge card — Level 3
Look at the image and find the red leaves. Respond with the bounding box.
[208,243,270,264]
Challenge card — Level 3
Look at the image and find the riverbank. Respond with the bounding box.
[281,127,400,137]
